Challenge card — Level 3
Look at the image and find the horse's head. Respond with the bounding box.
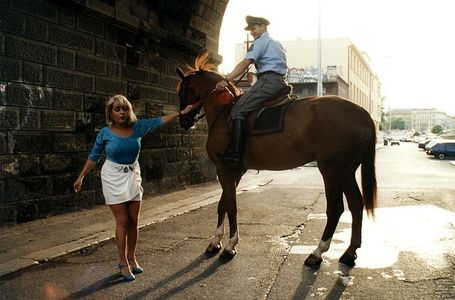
[176,52,239,130]
[176,68,206,129]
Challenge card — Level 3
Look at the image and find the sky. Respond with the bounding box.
[218,0,455,116]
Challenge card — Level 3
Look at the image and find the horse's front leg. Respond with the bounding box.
[206,195,227,254]
[220,199,238,259]
[216,174,239,259]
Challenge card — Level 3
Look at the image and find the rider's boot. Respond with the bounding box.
[218,119,246,165]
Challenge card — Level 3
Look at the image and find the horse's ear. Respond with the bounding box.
[176,67,185,80]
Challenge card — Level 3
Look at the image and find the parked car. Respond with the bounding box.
[425,140,443,153]
[419,138,442,150]
[428,141,455,159]
[390,139,400,146]
[418,139,432,149]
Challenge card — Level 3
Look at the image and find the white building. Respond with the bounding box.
[388,108,453,133]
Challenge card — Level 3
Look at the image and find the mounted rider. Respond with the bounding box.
[215,15,289,165]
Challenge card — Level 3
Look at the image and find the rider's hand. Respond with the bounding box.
[215,80,228,91]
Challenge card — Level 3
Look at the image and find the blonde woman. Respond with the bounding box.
[74,95,192,281]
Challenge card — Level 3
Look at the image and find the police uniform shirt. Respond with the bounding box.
[245,32,288,76]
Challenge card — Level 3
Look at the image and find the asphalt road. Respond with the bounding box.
[0,142,454,299]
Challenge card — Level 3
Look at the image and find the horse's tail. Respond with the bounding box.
[361,125,377,218]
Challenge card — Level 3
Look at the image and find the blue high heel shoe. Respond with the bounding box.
[118,264,135,281]
[128,259,144,274]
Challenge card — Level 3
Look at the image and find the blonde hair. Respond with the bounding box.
[105,95,137,126]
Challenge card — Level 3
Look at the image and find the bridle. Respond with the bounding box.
[187,99,206,122]
[178,73,237,129]
[178,77,216,129]
[180,90,216,124]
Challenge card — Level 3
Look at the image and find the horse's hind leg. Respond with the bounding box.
[305,166,344,268]
[339,173,364,267]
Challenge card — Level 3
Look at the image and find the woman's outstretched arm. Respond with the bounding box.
[161,105,193,125]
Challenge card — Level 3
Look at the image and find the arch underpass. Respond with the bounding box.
[0,0,230,224]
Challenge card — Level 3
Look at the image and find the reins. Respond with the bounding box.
[233,65,251,86]
[187,82,234,123]
[180,72,238,131]
[194,104,206,122]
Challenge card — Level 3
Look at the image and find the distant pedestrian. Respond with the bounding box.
[73,95,192,281]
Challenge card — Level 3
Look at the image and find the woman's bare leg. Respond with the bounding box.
[126,201,141,268]
[109,203,133,276]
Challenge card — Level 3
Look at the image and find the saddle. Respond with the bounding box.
[247,85,293,135]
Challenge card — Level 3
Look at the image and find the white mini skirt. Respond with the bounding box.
[101,160,143,205]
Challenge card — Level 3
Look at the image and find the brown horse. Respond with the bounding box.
[176,53,377,268]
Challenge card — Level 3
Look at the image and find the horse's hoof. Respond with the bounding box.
[339,252,357,267]
[219,249,236,260]
[205,243,222,254]
[304,254,323,269]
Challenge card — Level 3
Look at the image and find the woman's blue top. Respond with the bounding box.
[88,118,163,164]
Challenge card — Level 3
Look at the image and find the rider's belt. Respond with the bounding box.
[257,71,285,78]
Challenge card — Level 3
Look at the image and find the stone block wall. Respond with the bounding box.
[0,0,228,225]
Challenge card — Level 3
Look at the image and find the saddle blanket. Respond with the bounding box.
[250,101,292,135]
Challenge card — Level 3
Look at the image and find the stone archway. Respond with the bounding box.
[63,0,228,62]
[0,0,230,225]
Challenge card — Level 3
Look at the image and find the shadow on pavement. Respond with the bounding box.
[292,263,350,299]
[62,273,125,300]
[292,265,318,300]
[125,253,230,300]
[325,264,351,299]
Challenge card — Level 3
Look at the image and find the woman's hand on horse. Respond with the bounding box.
[180,105,194,115]
[215,80,228,91]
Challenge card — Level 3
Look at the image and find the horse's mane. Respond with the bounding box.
[185,52,216,73]
[177,52,241,99]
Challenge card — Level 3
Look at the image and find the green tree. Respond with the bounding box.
[431,125,443,134]
[391,117,405,130]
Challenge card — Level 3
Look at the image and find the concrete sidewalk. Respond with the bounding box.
[0,170,279,278]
